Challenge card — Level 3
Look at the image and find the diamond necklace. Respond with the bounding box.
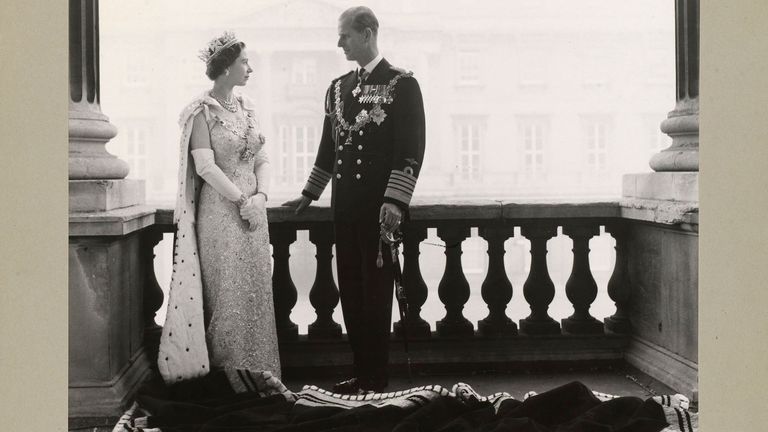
[209,91,238,113]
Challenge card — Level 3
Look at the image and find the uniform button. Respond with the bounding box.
[356,159,362,165]
[337,159,342,165]
[358,145,363,150]
[356,174,362,180]
[359,131,364,136]
[338,145,344,151]
[340,131,345,136]
[336,173,342,179]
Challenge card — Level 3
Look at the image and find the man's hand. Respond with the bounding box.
[379,202,402,233]
[282,196,313,215]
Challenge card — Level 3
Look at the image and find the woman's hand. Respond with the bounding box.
[239,194,266,231]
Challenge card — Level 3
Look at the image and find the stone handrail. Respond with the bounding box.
[142,199,697,373]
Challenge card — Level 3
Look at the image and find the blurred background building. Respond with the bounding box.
[99,0,674,331]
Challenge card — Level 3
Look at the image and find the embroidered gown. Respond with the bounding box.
[195,96,281,377]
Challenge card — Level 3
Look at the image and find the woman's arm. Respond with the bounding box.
[189,111,246,204]
[253,147,271,202]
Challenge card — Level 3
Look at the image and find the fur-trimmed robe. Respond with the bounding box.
[157,92,260,383]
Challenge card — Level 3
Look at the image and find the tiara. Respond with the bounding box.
[198,31,240,64]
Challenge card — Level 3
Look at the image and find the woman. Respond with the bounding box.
[157,31,282,388]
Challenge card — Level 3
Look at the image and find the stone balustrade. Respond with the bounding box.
[143,199,696,377]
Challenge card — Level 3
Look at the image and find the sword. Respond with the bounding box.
[377,226,413,382]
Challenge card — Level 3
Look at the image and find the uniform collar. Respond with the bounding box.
[360,53,383,75]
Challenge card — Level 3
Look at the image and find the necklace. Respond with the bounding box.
[209,91,238,113]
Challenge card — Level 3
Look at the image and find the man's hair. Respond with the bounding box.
[340,6,379,36]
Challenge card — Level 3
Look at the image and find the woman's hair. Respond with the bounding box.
[205,42,246,80]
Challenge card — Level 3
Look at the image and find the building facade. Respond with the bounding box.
[99,0,674,329]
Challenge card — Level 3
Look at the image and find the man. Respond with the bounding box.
[283,6,425,394]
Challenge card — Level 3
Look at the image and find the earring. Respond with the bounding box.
[225,69,230,76]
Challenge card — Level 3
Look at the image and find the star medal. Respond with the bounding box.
[370,105,387,125]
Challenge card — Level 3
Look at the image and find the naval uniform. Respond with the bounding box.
[301,58,425,390]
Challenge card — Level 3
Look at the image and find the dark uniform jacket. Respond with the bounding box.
[302,59,425,222]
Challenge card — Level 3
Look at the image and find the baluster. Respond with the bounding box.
[269,225,299,341]
[519,225,560,335]
[142,226,165,364]
[307,225,342,339]
[604,223,632,334]
[436,224,474,337]
[561,224,604,334]
[394,224,431,339]
[477,224,517,336]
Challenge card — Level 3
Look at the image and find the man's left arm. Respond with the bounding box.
[383,76,426,213]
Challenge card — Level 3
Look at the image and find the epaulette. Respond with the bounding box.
[389,65,408,74]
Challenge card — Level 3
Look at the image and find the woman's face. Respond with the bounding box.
[226,49,252,86]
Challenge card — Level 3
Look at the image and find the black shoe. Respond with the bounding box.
[332,377,362,394]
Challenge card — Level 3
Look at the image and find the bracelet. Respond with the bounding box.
[236,194,249,207]
[256,191,268,202]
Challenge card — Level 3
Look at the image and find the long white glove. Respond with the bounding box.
[191,148,256,230]
[191,148,243,202]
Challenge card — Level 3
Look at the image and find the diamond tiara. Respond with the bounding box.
[198,31,240,65]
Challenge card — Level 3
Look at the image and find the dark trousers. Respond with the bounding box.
[334,221,394,389]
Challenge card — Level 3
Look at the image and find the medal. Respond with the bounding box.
[334,71,412,145]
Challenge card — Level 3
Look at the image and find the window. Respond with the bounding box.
[291,58,317,85]
[519,118,547,173]
[277,122,319,185]
[457,120,483,182]
[124,126,149,179]
[456,50,481,86]
[584,119,609,172]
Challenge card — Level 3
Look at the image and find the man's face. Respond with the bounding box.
[337,16,367,62]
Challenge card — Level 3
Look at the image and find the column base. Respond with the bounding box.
[307,322,342,340]
[436,317,475,338]
[625,336,698,402]
[277,323,300,341]
[622,172,698,202]
[519,317,561,336]
[394,318,432,339]
[477,318,519,337]
[69,348,153,418]
[561,317,605,335]
[70,179,146,212]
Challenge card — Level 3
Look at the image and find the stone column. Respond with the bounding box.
[618,0,700,402]
[623,0,698,202]
[69,0,143,211]
[69,0,154,422]
[650,0,699,172]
